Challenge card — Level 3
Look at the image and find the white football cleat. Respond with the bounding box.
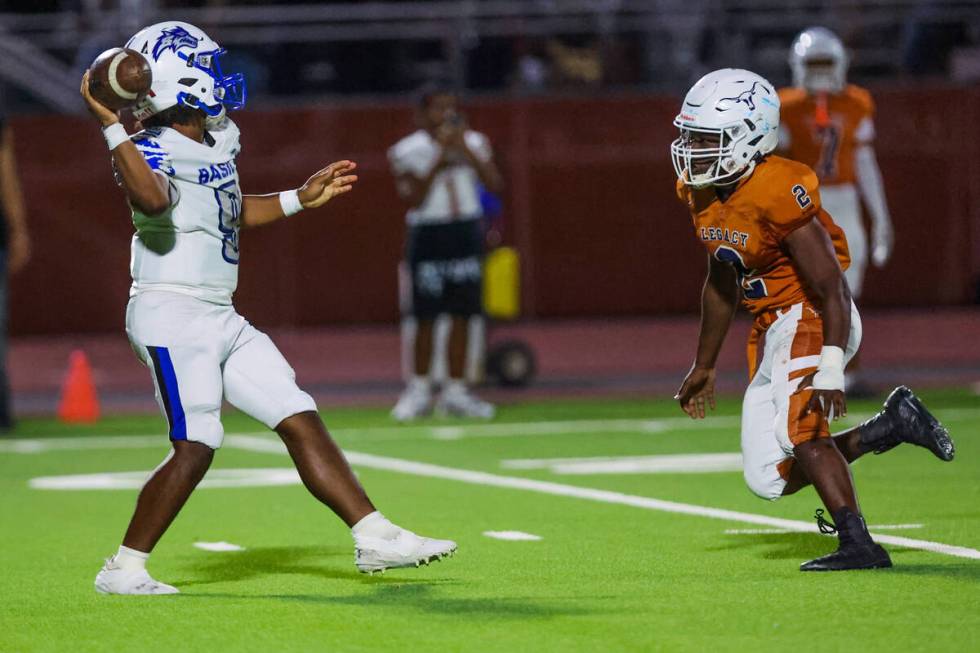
[391,383,433,422]
[94,556,179,595]
[354,527,457,574]
[435,385,495,419]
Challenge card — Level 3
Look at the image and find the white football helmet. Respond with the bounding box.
[789,27,848,93]
[671,69,780,188]
[124,21,246,124]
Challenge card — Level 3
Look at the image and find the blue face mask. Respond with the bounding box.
[176,48,247,113]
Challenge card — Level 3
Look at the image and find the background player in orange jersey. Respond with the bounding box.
[670,69,954,571]
[779,27,893,396]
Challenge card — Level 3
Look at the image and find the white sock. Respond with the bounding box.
[444,379,466,395]
[409,375,431,394]
[351,511,400,540]
[115,545,149,571]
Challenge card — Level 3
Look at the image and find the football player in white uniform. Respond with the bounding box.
[82,21,456,595]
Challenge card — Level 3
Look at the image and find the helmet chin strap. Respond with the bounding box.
[688,158,743,189]
[712,160,757,188]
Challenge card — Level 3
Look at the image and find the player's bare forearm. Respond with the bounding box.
[0,126,27,233]
[112,143,172,216]
[240,194,285,228]
[786,217,850,418]
[80,70,171,216]
[784,218,850,348]
[676,256,736,418]
[694,255,739,368]
[815,276,850,349]
[0,125,31,272]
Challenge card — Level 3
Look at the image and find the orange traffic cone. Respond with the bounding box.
[58,350,100,423]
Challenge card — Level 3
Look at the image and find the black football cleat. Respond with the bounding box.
[800,542,893,572]
[801,509,893,572]
[858,386,955,461]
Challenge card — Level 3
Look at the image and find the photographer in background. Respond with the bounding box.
[388,83,503,421]
[0,105,32,432]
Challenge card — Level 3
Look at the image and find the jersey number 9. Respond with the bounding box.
[215,180,241,265]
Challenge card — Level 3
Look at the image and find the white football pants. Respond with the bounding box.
[822,184,866,297]
[126,291,316,449]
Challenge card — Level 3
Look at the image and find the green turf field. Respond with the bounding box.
[1,390,978,652]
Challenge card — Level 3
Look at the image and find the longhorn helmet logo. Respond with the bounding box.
[719,82,768,112]
[152,26,200,61]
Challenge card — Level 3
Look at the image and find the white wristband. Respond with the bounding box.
[103,123,129,151]
[278,189,304,217]
[812,345,845,391]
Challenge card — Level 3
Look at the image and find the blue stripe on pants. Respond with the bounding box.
[149,346,187,440]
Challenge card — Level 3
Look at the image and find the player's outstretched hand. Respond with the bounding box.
[798,372,847,421]
[79,70,120,127]
[298,160,358,209]
[804,389,847,421]
[675,365,716,419]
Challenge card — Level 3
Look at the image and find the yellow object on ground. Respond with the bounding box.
[484,246,520,320]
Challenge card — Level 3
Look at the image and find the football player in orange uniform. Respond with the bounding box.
[671,69,954,571]
[778,27,893,395]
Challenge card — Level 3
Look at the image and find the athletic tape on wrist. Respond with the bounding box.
[812,345,845,391]
[279,189,304,217]
[102,123,129,151]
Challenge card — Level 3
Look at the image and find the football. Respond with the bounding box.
[87,47,152,111]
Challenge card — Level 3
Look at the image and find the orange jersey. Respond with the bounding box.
[676,156,850,317]
[777,84,875,185]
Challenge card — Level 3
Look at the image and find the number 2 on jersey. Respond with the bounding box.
[792,184,812,210]
[714,246,767,300]
[215,180,241,265]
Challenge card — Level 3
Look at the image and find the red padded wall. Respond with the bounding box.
[9,86,979,335]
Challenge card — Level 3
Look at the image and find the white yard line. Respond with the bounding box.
[0,419,722,453]
[0,435,163,454]
[30,467,302,490]
[483,531,542,541]
[223,435,980,561]
[1,419,695,453]
[12,428,977,560]
[502,453,744,474]
[338,406,980,441]
[341,417,733,442]
[5,405,979,453]
[194,541,246,552]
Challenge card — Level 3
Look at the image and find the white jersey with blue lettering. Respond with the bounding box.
[128,118,242,304]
